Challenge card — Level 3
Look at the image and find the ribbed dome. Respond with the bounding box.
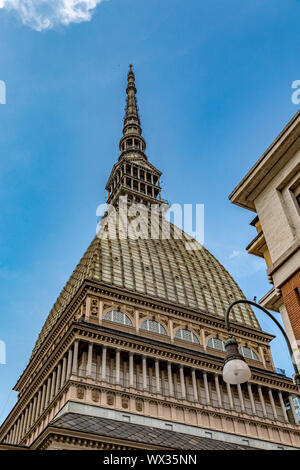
[32,217,260,356]
[31,67,260,357]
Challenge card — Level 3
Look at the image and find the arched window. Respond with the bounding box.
[104,310,132,327]
[175,329,199,344]
[207,337,225,351]
[141,319,167,335]
[239,346,259,361]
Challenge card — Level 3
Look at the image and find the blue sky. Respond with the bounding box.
[0,0,300,423]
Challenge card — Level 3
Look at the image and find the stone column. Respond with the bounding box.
[259,346,266,368]
[16,418,22,443]
[215,374,222,407]
[203,371,210,405]
[20,412,26,441]
[168,362,174,397]
[72,340,79,375]
[247,383,257,415]
[237,384,245,412]
[16,419,21,444]
[136,363,141,389]
[116,349,121,385]
[12,423,17,444]
[15,420,20,444]
[60,356,67,387]
[226,382,234,409]
[142,355,148,390]
[55,363,62,394]
[66,348,73,380]
[142,355,147,390]
[82,351,88,377]
[101,346,107,381]
[45,376,51,408]
[10,424,15,445]
[31,395,37,426]
[35,390,42,420]
[96,353,101,381]
[289,395,298,424]
[155,359,160,394]
[40,383,47,414]
[258,385,267,417]
[278,391,289,423]
[129,352,134,387]
[179,365,186,399]
[86,342,93,378]
[17,413,24,444]
[135,310,139,333]
[268,388,278,420]
[201,330,206,351]
[14,422,19,444]
[99,300,103,325]
[11,423,16,445]
[191,368,198,402]
[27,402,33,431]
[28,401,34,429]
[18,415,24,443]
[50,370,56,401]
[169,319,174,343]
[22,408,29,439]
[85,296,91,322]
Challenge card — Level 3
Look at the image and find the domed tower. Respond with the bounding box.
[0,67,300,451]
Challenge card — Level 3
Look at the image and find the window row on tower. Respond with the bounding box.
[102,309,258,360]
[107,162,161,201]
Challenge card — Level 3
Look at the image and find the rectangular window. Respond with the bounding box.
[165,423,173,430]
[242,439,249,446]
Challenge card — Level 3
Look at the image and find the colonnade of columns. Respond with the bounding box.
[4,339,299,445]
[75,341,297,425]
[4,342,76,445]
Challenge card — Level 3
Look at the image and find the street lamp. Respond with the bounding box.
[223,299,300,392]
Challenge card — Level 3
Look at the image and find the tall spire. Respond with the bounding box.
[105,66,162,206]
[124,64,141,133]
[119,65,146,160]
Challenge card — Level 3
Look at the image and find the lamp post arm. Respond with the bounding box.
[225,299,300,379]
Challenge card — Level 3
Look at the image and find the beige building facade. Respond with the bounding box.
[229,111,300,371]
[1,68,300,450]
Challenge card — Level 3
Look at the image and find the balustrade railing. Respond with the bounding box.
[73,367,290,424]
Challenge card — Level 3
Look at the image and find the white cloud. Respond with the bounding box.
[227,248,265,278]
[229,249,245,259]
[0,0,104,31]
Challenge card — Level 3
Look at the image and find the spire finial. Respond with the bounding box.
[118,66,146,160]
